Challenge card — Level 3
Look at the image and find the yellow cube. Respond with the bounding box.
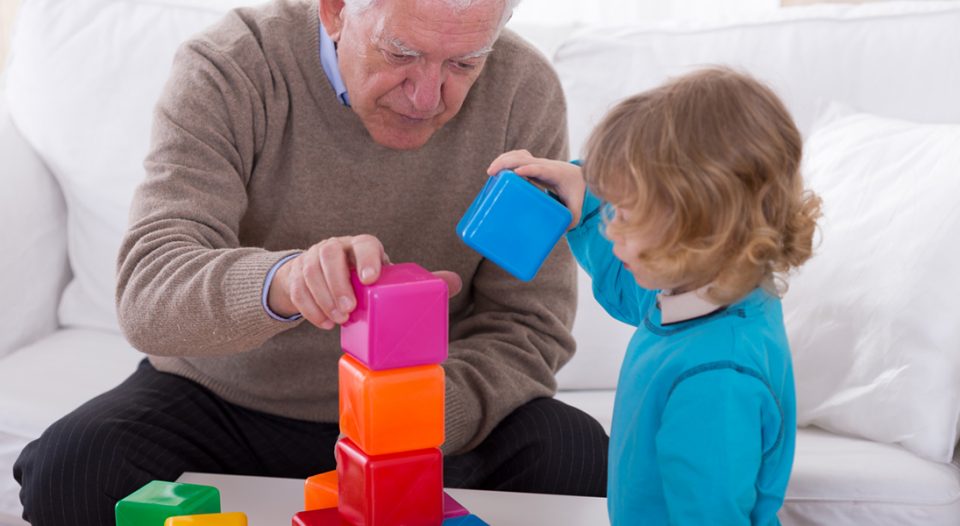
[164,511,247,525]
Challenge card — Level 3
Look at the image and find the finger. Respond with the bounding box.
[350,234,385,285]
[301,244,341,326]
[486,149,534,175]
[317,238,355,324]
[432,270,463,298]
[286,258,334,330]
[513,159,568,183]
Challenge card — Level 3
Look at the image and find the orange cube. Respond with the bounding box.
[339,354,444,455]
[304,470,338,511]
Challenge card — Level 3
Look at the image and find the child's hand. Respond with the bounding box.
[487,150,586,230]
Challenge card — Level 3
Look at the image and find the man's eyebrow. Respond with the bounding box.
[382,36,423,57]
[379,34,493,61]
[454,46,494,61]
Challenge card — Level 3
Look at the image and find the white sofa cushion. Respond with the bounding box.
[0,94,69,358]
[784,105,960,463]
[782,428,960,526]
[548,0,960,391]
[4,0,258,332]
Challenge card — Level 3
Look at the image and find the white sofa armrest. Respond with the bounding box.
[0,91,70,357]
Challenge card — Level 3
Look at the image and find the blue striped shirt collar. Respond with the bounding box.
[318,22,351,107]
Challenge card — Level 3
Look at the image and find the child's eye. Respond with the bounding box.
[601,204,618,223]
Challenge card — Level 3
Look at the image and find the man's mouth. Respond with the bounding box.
[399,114,430,123]
[386,106,441,123]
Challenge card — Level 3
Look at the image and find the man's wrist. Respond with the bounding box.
[263,253,302,321]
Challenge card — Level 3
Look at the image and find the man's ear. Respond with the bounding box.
[318,0,347,41]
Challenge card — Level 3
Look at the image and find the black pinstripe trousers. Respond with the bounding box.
[13,359,607,525]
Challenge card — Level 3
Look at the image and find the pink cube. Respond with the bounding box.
[336,438,443,526]
[341,263,449,370]
[443,492,470,519]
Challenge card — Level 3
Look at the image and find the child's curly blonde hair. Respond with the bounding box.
[583,67,822,304]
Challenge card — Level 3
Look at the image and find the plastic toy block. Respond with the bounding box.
[443,492,470,519]
[164,512,247,525]
[336,438,443,526]
[304,470,339,511]
[457,170,572,282]
[341,262,449,370]
[115,480,220,526]
[443,515,490,525]
[292,508,348,525]
[339,354,444,455]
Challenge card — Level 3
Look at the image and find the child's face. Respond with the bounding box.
[606,206,688,292]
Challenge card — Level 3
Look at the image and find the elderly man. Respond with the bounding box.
[13,0,608,523]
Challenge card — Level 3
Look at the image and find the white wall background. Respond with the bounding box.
[0,0,19,69]
[0,0,931,75]
[510,0,781,26]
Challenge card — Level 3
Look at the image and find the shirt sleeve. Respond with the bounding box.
[655,365,783,526]
[564,189,652,327]
[116,37,303,357]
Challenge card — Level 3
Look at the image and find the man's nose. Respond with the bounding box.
[404,63,444,115]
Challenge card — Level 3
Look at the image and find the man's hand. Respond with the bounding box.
[268,235,462,330]
[487,150,586,230]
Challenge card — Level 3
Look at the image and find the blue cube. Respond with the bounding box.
[457,170,572,281]
[443,514,491,525]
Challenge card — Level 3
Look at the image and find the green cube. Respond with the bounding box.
[115,480,220,526]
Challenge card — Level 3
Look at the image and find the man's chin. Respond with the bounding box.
[368,126,436,150]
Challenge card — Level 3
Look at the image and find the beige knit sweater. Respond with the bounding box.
[116,0,576,454]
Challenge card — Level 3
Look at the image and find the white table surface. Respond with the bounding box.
[177,472,608,525]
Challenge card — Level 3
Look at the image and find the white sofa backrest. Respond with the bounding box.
[555,1,960,156]
[553,0,960,391]
[5,0,261,332]
[0,94,70,358]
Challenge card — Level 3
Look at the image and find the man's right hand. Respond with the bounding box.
[268,235,462,330]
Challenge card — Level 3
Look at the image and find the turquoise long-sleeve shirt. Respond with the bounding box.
[566,190,796,526]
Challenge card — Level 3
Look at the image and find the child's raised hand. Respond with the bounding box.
[487,150,586,230]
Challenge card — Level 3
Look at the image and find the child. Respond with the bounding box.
[488,67,821,525]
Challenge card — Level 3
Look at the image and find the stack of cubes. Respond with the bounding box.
[334,263,450,526]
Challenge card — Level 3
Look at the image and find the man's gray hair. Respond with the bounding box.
[343,0,522,27]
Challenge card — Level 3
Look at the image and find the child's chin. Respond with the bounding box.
[631,273,659,291]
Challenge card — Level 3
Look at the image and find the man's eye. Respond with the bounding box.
[451,61,478,72]
[384,51,414,64]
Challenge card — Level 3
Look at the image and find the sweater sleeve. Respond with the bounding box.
[565,189,652,326]
[115,36,303,357]
[654,366,783,526]
[442,52,578,453]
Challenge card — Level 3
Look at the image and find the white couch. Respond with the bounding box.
[3,1,960,525]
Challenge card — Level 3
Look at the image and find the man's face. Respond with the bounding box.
[326,0,503,150]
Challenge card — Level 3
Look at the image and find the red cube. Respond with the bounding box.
[292,508,347,525]
[336,438,443,526]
